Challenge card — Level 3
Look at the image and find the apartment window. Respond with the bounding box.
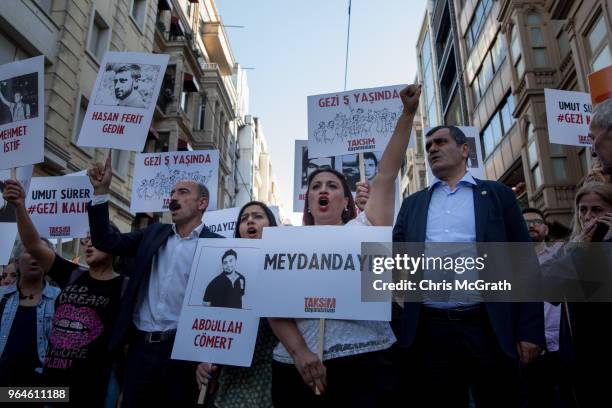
[112,150,130,178]
[421,31,439,127]
[88,11,110,62]
[511,25,525,79]
[586,13,612,72]
[532,164,543,189]
[180,91,189,112]
[131,0,147,29]
[471,32,506,103]
[527,14,548,67]
[558,30,571,59]
[445,90,461,126]
[481,93,516,157]
[0,30,30,64]
[552,158,568,181]
[465,0,493,50]
[198,95,207,130]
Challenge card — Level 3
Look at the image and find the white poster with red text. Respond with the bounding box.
[131,150,219,213]
[544,88,593,147]
[203,206,281,238]
[76,52,169,151]
[307,84,407,158]
[172,239,261,366]
[0,56,44,169]
[25,176,94,239]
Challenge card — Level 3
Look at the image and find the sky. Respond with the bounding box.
[216,0,428,223]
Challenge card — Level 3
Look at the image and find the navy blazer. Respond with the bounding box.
[392,178,545,358]
[88,202,223,350]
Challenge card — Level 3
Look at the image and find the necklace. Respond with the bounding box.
[18,285,43,300]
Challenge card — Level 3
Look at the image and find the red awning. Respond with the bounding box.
[183,73,200,93]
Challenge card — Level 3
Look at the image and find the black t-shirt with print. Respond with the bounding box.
[43,256,123,406]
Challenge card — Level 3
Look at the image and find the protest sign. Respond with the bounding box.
[26,176,94,238]
[203,206,281,238]
[307,84,407,158]
[544,88,593,147]
[0,223,17,265]
[131,150,219,213]
[588,65,612,106]
[172,239,261,366]
[76,52,169,151]
[423,126,485,184]
[0,164,34,200]
[254,226,392,320]
[293,140,401,214]
[0,56,44,169]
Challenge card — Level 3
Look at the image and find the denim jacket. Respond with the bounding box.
[0,282,60,373]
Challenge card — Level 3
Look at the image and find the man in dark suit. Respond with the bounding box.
[393,126,544,407]
[87,152,222,407]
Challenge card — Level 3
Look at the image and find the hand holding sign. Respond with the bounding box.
[355,180,370,211]
[400,84,421,116]
[88,151,113,195]
[2,179,26,207]
[293,348,327,394]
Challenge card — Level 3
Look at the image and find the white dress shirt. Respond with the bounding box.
[92,194,203,332]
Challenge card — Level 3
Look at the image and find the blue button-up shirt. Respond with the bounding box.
[0,282,60,373]
[424,171,479,309]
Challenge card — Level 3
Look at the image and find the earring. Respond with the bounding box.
[307,208,311,214]
[343,207,348,213]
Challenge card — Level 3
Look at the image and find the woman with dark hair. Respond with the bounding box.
[196,201,279,407]
[2,179,127,407]
[268,84,421,407]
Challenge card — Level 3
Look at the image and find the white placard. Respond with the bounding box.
[0,223,17,265]
[131,150,219,213]
[255,226,392,320]
[307,84,406,158]
[76,52,169,151]
[26,176,94,238]
[172,239,261,366]
[203,206,281,238]
[293,140,400,215]
[0,56,44,169]
[424,126,485,184]
[544,88,593,147]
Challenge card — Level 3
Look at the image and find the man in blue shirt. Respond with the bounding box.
[393,125,544,407]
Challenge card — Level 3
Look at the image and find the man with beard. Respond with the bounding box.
[203,249,245,309]
[111,64,147,108]
[87,152,223,407]
[522,208,563,407]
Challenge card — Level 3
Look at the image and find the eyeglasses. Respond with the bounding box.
[80,237,92,246]
[525,219,545,226]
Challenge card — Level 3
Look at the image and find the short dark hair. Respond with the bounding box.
[302,168,357,225]
[522,207,545,221]
[222,249,237,261]
[363,152,378,166]
[426,125,468,146]
[197,183,209,200]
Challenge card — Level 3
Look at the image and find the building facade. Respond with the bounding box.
[418,0,611,234]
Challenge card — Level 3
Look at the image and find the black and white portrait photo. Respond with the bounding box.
[0,72,38,126]
[301,146,335,189]
[0,181,16,223]
[202,249,246,309]
[94,63,161,109]
[338,151,381,192]
[466,137,479,169]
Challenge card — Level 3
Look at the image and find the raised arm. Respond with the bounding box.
[267,317,327,394]
[87,151,143,256]
[365,84,421,226]
[3,179,56,273]
[0,88,10,107]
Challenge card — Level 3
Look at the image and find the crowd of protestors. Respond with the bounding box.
[0,88,610,407]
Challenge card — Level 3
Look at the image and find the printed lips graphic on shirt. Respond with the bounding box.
[50,304,104,349]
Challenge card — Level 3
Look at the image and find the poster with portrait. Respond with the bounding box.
[0,56,44,169]
[423,126,485,184]
[76,52,169,151]
[254,226,393,320]
[172,239,261,366]
[131,150,219,213]
[293,140,336,212]
[0,165,35,265]
[26,176,94,239]
[202,206,281,238]
[307,84,407,158]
